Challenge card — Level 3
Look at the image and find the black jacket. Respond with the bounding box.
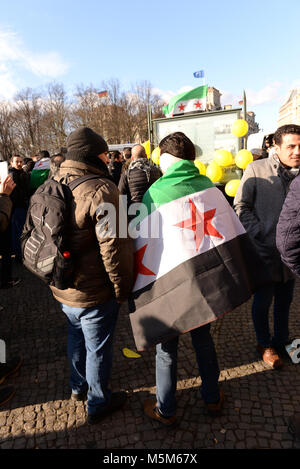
[108,161,123,185]
[118,158,161,209]
[8,168,30,209]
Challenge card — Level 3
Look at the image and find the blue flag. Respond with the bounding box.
[193,70,204,78]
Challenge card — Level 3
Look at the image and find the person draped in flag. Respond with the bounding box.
[127,132,269,426]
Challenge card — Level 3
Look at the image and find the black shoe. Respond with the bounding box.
[0,357,22,385]
[88,391,127,425]
[0,386,16,406]
[0,278,21,289]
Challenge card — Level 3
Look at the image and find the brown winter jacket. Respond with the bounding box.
[50,160,135,307]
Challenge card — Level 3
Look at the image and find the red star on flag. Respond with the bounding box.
[194,100,202,109]
[174,198,223,251]
[134,244,156,282]
[178,103,185,111]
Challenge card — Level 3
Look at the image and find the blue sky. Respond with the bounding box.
[0,0,299,135]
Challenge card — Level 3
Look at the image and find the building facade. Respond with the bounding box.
[278,89,300,126]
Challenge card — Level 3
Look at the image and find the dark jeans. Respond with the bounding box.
[11,207,27,259]
[0,224,12,286]
[251,279,295,348]
[155,324,220,417]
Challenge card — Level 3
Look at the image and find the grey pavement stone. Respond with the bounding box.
[1,263,300,449]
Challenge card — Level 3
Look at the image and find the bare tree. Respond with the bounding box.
[44,82,69,150]
[0,103,17,160]
[0,78,166,158]
[129,80,164,142]
[13,87,45,156]
[70,84,106,135]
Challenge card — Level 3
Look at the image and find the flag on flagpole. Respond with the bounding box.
[97,90,108,98]
[162,85,208,117]
[129,160,270,351]
[193,70,204,78]
[238,100,243,105]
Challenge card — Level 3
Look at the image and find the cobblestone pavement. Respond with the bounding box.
[1,262,300,450]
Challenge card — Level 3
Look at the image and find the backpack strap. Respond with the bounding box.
[67,174,108,192]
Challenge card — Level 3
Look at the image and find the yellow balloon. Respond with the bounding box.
[235,149,253,169]
[151,147,160,165]
[232,119,249,137]
[225,179,241,197]
[142,140,151,158]
[214,149,234,167]
[206,162,223,183]
[194,160,206,175]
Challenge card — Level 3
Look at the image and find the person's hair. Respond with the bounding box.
[111,151,121,161]
[23,157,32,164]
[159,132,195,160]
[123,147,131,159]
[10,154,22,161]
[39,150,50,159]
[51,153,65,168]
[274,125,300,146]
[131,144,147,159]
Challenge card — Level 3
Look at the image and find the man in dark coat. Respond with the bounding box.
[9,155,30,261]
[0,174,22,407]
[108,151,123,185]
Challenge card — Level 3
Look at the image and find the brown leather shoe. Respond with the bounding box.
[144,399,177,426]
[205,389,225,417]
[257,345,284,369]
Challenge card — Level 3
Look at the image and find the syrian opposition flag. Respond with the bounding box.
[30,158,50,192]
[129,160,270,351]
[162,85,208,117]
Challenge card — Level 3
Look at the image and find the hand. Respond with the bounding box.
[0,175,16,195]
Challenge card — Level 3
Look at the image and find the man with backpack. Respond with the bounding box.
[23,127,134,424]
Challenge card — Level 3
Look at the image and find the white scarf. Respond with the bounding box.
[159,153,183,174]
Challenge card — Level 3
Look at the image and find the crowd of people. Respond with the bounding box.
[1,124,300,440]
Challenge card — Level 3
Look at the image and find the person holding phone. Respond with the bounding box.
[0,173,22,408]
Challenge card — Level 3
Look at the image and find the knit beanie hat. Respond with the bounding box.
[66,127,109,171]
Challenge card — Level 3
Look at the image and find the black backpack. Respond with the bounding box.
[21,174,103,289]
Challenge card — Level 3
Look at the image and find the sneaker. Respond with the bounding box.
[205,390,225,417]
[257,345,283,369]
[144,399,177,426]
[0,357,22,385]
[87,391,127,425]
[0,278,21,289]
[0,386,15,406]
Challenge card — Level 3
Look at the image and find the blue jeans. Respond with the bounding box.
[251,279,295,348]
[60,298,120,415]
[155,324,220,417]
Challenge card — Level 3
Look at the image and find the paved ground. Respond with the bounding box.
[1,261,300,450]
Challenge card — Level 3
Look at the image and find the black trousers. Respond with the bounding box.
[0,223,12,286]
